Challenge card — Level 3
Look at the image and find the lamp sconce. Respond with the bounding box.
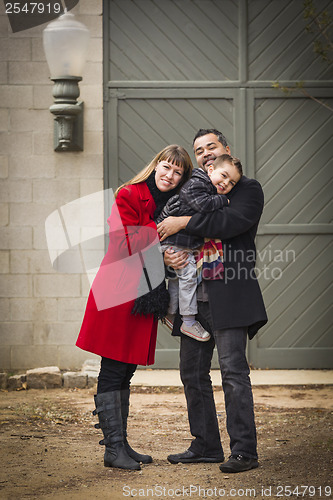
[43,10,90,152]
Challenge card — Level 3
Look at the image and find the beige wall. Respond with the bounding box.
[0,0,103,370]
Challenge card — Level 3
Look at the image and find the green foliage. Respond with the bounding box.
[303,0,333,64]
[272,0,332,112]
[272,80,332,111]
[272,81,305,96]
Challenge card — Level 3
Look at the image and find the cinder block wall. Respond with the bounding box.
[0,1,103,370]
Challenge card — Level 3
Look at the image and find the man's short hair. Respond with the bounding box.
[193,128,228,148]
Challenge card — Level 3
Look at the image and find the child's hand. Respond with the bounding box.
[164,248,189,269]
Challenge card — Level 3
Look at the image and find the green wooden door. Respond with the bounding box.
[103,0,333,368]
[246,0,333,368]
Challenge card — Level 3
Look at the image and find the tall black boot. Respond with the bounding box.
[120,389,153,464]
[93,391,140,470]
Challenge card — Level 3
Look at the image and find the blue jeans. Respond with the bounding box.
[179,301,257,459]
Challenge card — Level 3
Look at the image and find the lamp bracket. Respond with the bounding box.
[52,101,84,152]
[50,76,84,152]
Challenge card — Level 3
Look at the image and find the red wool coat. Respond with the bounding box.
[76,182,160,366]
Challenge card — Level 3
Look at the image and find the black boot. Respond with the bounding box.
[93,391,140,470]
[120,389,153,464]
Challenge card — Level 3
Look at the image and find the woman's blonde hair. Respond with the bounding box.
[115,144,193,196]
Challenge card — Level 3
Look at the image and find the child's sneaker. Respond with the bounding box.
[180,321,211,342]
[162,313,175,331]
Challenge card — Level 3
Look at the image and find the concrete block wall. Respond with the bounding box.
[0,1,103,370]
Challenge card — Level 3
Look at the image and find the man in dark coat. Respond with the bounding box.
[157,128,268,473]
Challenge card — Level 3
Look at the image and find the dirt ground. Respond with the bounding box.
[0,385,332,500]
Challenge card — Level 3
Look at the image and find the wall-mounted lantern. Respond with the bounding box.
[43,9,90,152]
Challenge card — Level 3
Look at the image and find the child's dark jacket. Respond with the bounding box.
[183,175,268,338]
[156,168,229,249]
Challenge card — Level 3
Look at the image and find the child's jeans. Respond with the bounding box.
[161,245,198,316]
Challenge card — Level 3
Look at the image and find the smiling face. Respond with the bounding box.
[207,162,241,194]
[194,133,230,170]
[154,160,184,192]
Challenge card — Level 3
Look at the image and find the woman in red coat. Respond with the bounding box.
[76,145,193,470]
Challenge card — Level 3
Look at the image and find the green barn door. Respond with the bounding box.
[103,0,333,368]
[246,0,333,368]
[103,0,239,367]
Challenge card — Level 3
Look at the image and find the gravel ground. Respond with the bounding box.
[0,385,332,500]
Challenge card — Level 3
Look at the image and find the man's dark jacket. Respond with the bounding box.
[157,168,229,249]
[172,175,268,339]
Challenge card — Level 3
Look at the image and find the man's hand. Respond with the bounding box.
[157,216,191,242]
[164,247,189,270]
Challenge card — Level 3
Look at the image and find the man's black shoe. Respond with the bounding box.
[219,454,259,473]
[168,449,224,464]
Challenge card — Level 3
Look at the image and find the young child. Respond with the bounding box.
[157,154,243,341]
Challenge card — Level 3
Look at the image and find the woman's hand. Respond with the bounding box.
[157,216,191,242]
[164,247,189,270]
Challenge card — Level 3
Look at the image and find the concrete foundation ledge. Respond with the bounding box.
[0,364,332,391]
